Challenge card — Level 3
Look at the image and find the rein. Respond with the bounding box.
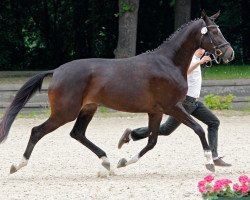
[203,52,219,68]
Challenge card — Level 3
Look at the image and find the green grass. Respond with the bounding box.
[202,65,250,80]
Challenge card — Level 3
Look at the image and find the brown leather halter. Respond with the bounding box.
[200,24,230,64]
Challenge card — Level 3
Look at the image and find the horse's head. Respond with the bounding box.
[200,10,234,64]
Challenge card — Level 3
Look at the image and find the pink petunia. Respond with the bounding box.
[241,184,249,195]
[215,180,223,186]
[198,180,206,187]
[239,175,249,184]
[198,185,207,193]
[221,179,232,185]
[204,175,214,183]
[233,183,241,192]
[213,182,223,192]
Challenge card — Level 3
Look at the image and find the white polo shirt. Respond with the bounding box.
[187,55,202,98]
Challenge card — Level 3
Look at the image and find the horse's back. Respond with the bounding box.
[48,55,186,113]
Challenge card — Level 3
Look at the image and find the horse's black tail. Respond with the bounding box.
[0,70,54,143]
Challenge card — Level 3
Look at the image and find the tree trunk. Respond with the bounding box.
[114,0,139,58]
[174,0,191,30]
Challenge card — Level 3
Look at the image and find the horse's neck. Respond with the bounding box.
[157,20,204,75]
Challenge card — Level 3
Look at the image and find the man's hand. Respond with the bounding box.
[200,56,211,64]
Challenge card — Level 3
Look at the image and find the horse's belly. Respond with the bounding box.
[86,92,166,113]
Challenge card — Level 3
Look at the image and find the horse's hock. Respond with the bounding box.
[0,72,250,110]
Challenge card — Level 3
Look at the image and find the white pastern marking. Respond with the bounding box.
[126,154,139,166]
[14,157,28,170]
[100,156,109,163]
[204,150,213,164]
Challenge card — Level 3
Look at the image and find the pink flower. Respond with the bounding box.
[215,180,223,185]
[233,183,241,192]
[204,175,214,183]
[198,185,207,193]
[198,175,250,197]
[214,179,232,186]
[198,180,206,187]
[221,179,232,185]
[241,184,249,195]
[213,182,223,191]
[239,175,249,184]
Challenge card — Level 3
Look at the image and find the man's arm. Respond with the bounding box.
[187,56,211,74]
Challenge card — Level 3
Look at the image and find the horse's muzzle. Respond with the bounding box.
[222,46,234,63]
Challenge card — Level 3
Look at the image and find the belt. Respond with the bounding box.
[185,95,199,103]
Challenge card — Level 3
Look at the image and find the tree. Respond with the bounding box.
[114,0,139,58]
[174,0,191,30]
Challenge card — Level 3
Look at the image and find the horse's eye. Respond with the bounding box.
[212,29,218,35]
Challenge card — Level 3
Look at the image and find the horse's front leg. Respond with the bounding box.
[169,102,214,172]
[117,113,163,168]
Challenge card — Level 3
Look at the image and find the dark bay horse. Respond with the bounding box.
[0,11,234,174]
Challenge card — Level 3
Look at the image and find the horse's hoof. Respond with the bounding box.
[102,161,111,171]
[117,158,127,168]
[205,164,215,172]
[10,164,17,174]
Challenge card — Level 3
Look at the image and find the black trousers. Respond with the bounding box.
[131,97,220,158]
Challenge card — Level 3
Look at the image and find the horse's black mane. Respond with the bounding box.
[146,18,202,53]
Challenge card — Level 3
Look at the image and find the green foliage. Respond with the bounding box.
[0,0,249,70]
[0,0,118,70]
[115,1,136,17]
[204,94,235,110]
[169,0,175,7]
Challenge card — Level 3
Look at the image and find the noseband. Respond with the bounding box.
[200,25,230,64]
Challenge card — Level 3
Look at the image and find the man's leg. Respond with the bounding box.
[117,117,181,149]
[191,101,231,166]
[131,116,181,141]
[118,98,198,149]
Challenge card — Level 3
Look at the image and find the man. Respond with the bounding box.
[118,48,231,167]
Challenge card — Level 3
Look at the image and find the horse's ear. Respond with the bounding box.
[201,10,207,19]
[210,10,220,21]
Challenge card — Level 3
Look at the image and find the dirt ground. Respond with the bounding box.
[0,112,249,200]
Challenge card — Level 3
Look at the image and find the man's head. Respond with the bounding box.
[194,48,205,58]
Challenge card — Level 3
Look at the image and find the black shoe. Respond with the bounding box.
[118,128,131,149]
[213,157,232,167]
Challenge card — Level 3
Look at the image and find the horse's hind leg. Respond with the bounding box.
[10,116,66,174]
[70,104,110,171]
[117,113,162,168]
[167,102,214,172]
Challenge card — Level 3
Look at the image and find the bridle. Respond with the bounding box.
[200,24,231,65]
